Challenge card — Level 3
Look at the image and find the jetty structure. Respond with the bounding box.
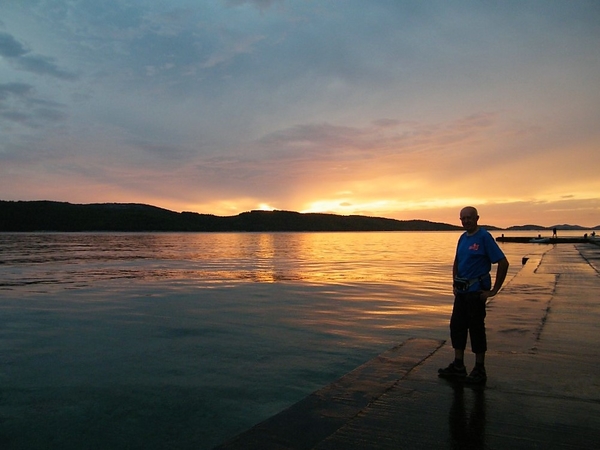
[215,243,600,449]
[496,236,599,245]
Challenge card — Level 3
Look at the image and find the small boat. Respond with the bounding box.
[529,237,550,243]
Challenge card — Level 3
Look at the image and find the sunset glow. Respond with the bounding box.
[1,1,599,228]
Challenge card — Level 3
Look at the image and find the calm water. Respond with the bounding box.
[0,231,551,449]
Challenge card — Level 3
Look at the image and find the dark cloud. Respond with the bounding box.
[0,110,31,124]
[16,54,78,80]
[0,82,34,100]
[452,112,497,130]
[0,31,28,57]
[256,113,499,160]
[0,82,68,128]
[125,139,190,160]
[223,0,281,10]
[34,107,68,122]
[372,119,403,128]
[259,123,363,150]
[0,31,77,80]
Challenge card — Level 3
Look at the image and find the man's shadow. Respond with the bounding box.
[448,383,486,449]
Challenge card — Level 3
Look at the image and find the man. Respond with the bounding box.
[438,206,509,384]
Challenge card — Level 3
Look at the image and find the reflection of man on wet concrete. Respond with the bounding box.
[449,384,486,449]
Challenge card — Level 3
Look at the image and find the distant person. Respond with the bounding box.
[438,206,509,384]
[552,228,557,238]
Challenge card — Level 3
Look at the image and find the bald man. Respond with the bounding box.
[438,206,509,384]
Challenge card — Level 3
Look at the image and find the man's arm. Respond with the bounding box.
[481,257,509,300]
[452,256,458,279]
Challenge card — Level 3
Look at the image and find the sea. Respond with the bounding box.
[0,230,581,449]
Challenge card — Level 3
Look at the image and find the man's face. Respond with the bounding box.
[460,208,479,233]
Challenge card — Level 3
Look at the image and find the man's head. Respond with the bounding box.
[460,206,479,234]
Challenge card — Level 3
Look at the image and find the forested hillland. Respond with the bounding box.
[0,201,464,232]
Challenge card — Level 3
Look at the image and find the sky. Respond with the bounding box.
[1,0,599,228]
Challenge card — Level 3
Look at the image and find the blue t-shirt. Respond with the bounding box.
[455,228,505,292]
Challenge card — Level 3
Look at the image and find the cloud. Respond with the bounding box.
[0,82,68,129]
[255,112,499,166]
[223,0,282,10]
[0,82,34,100]
[200,34,266,69]
[16,54,78,80]
[173,112,503,207]
[124,139,190,160]
[0,31,28,57]
[0,32,77,80]
[258,123,365,153]
[372,119,403,128]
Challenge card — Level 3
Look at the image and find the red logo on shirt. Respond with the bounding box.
[469,243,480,251]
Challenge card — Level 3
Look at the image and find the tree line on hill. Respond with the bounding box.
[0,201,464,232]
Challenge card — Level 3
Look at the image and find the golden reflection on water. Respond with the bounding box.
[176,231,461,287]
[1,230,544,338]
[145,230,545,345]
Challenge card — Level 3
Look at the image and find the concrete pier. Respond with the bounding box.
[495,236,592,244]
[215,244,600,449]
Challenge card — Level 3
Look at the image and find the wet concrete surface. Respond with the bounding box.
[216,244,600,449]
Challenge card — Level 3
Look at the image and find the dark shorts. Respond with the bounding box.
[450,291,487,354]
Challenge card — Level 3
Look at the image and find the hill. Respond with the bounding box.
[0,201,463,232]
[505,224,547,231]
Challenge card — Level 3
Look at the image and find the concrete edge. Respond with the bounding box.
[214,338,446,450]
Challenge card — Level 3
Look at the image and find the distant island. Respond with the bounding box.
[0,201,597,232]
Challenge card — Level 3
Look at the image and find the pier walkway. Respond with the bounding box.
[216,243,600,449]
